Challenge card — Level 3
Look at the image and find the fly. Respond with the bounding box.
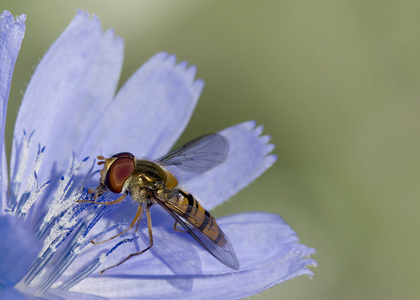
[77,134,239,274]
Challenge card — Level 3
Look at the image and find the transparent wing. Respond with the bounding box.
[154,195,239,270]
[156,134,229,173]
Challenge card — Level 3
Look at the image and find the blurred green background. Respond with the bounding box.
[2,1,419,299]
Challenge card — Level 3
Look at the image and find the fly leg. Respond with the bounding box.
[173,221,186,233]
[91,202,145,245]
[99,203,154,275]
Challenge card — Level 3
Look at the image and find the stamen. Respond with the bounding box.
[35,155,88,238]
[38,204,128,291]
[59,236,139,291]
[38,223,87,293]
[24,207,82,286]
[9,130,35,208]
[9,133,138,294]
[26,192,129,290]
[76,157,97,189]
[18,171,51,218]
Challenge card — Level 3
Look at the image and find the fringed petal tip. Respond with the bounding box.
[0,10,26,69]
[219,213,316,297]
[150,51,204,90]
[184,120,278,209]
[253,122,278,165]
[141,51,204,93]
[74,9,100,24]
[304,258,318,278]
[230,119,276,147]
[290,246,317,276]
[60,10,102,43]
[103,27,124,49]
[71,11,118,50]
[280,256,317,285]
[254,257,316,297]
[1,10,26,25]
[227,119,278,171]
[247,123,277,174]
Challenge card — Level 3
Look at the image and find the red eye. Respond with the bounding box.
[105,153,135,193]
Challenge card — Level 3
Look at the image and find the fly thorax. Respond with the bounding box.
[135,160,164,186]
[164,171,178,189]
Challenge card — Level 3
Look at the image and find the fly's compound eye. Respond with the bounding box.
[105,153,135,193]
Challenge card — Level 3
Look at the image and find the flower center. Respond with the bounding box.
[7,130,136,294]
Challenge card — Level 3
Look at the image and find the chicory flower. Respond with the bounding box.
[0,10,316,299]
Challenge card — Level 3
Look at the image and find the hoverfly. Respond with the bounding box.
[78,134,239,274]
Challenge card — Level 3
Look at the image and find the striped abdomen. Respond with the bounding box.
[178,190,226,247]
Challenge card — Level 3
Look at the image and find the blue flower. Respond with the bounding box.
[0,10,316,299]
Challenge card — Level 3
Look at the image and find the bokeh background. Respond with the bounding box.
[2,1,419,299]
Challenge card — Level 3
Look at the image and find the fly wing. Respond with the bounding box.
[154,195,239,270]
[156,134,229,173]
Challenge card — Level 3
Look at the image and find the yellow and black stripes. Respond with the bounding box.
[178,190,226,246]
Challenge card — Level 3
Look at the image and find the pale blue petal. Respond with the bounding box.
[11,11,124,185]
[1,148,7,211]
[45,289,107,300]
[69,212,315,299]
[0,285,33,300]
[0,11,25,208]
[80,52,204,160]
[174,121,277,210]
[0,215,41,286]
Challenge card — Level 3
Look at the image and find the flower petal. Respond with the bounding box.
[11,11,123,184]
[80,52,204,160]
[45,289,108,300]
[0,11,25,209]
[69,212,315,299]
[176,121,277,210]
[0,285,32,300]
[1,151,8,211]
[0,215,41,286]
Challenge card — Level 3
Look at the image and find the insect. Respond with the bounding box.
[78,134,239,274]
